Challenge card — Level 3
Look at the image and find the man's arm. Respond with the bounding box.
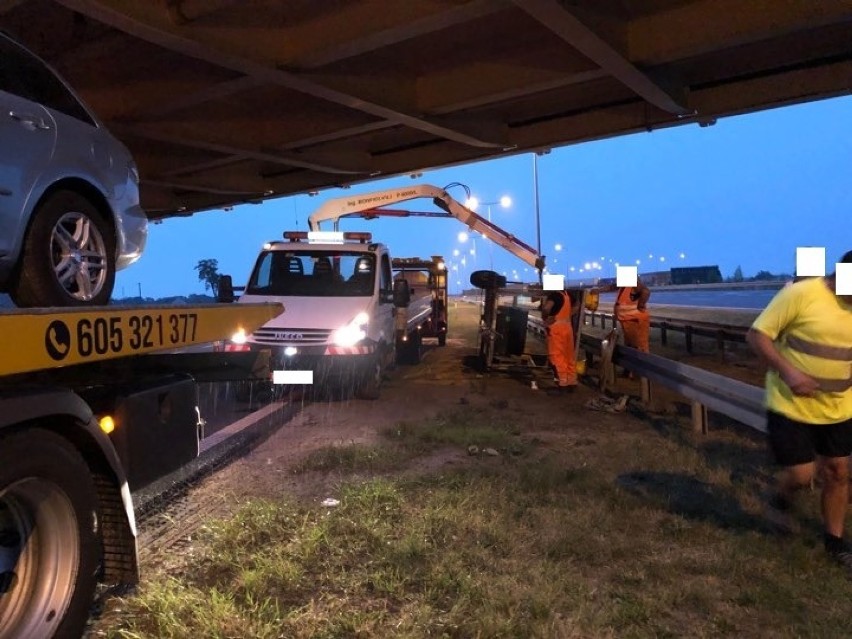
[636,285,651,312]
[746,328,820,396]
[541,296,556,325]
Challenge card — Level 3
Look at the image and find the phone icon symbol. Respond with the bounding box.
[45,320,71,361]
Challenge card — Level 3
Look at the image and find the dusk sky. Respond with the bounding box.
[116,94,852,299]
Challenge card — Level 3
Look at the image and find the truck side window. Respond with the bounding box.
[380,254,392,292]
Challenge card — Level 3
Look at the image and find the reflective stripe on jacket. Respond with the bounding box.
[784,335,852,392]
[551,291,572,325]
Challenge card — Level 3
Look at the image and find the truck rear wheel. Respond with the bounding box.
[0,428,101,639]
[355,351,384,400]
[398,330,422,365]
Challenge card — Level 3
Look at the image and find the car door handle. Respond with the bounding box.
[8,111,51,130]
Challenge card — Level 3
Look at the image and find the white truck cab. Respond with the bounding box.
[236,231,397,398]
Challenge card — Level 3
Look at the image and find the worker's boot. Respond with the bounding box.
[547,385,576,396]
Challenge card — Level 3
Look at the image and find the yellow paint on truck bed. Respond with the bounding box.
[0,303,283,376]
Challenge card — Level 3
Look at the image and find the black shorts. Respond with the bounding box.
[767,411,852,467]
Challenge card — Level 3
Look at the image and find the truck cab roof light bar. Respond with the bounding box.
[284,231,372,244]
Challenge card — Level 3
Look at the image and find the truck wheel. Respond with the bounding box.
[11,190,116,307]
[355,352,383,400]
[400,331,423,365]
[409,331,423,363]
[0,428,101,639]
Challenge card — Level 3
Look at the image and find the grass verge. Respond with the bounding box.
[105,407,852,638]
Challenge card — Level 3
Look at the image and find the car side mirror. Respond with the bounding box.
[217,275,235,303]
[392,279,411,307]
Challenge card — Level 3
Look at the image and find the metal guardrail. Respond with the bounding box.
[586,310,749,353]
[527,315,766,433]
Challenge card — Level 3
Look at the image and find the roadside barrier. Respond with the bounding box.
[586,310,748,354]
[527,315,765,434]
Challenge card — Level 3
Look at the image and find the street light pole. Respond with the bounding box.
[534,153,542,283]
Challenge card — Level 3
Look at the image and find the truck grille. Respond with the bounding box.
[251,327,332,345]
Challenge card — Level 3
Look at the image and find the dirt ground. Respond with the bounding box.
[86,301,769,636]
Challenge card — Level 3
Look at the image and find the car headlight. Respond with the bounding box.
[231,328,248,344]
[331,312,369,347]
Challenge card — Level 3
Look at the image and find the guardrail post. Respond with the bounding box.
[591,312,597,327]
[691,401,708,434]
[685,325,694,353]
[660,322,668,346]
[640,376,651,405]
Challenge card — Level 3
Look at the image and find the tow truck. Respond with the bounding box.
[392,255,449,350]
[0,302,281,639]
[306,183,585,369]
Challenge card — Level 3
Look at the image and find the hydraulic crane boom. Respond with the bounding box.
[307,184,545,273]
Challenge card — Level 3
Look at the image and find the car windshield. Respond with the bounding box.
[246,250,376,297]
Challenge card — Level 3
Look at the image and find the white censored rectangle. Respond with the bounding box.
[836,262,852,295]
[307,231,344,244]
[796,246,825,276]
[272,370,314,385]
[543,273,564,290]
[616,265,638,287]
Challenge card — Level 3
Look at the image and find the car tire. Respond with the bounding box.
[438,332,447,347]
[11,190,116,307]
[470,270,506,290]
[0,428,102,639]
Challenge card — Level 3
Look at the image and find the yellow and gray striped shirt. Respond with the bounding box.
[751,277,852,424]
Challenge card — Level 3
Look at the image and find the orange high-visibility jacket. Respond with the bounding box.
[615,287,648,322]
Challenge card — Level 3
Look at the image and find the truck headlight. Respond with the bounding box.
[331,312,369,347]
[231,328,248,344]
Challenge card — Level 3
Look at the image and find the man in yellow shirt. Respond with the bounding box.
[747,250,852,571]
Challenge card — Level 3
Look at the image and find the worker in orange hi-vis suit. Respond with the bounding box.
[541,288,577,395]
[614,280,651,352]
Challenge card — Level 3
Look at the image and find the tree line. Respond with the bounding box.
[727,265,792,283]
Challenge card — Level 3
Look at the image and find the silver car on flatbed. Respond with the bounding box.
[0,30,147,307]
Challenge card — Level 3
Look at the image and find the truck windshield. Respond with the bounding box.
[246,250,376,297]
